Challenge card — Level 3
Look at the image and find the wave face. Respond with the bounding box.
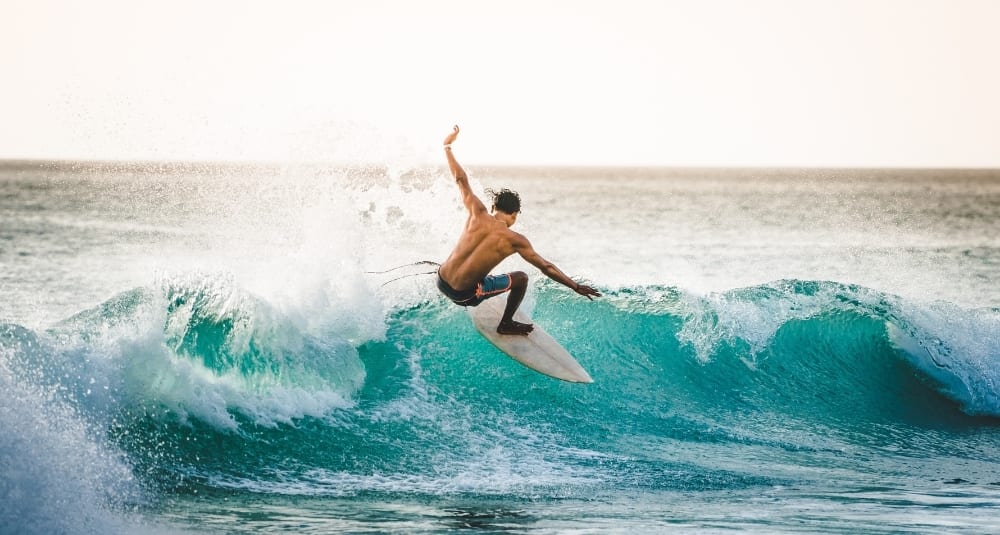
[3,275,999,532]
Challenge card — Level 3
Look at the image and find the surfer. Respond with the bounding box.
[436,125,601,335]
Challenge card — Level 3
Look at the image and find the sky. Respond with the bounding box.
[3,0,999,167]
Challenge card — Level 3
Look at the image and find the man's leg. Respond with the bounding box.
[497,271,533,335]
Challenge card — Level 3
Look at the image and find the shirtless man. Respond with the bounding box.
[436,125,601,335]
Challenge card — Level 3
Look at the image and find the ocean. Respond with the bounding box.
[1,162,999,533]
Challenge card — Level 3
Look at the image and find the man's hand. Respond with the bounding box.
[574,284,602,300]
[444,125,460,146]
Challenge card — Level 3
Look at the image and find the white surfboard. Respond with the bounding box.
[468,295,593,383]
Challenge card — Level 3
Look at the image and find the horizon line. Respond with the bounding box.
[2,157,998,173]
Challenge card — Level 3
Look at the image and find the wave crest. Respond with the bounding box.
[28,274,367,431]
[605,279,1000,416]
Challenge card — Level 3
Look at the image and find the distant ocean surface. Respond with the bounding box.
[2,162,999,533]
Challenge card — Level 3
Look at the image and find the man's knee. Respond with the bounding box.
[510,271,528,288]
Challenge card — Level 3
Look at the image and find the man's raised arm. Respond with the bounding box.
[443,125,486,214]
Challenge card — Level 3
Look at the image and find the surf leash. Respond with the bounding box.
[365,260,440,287]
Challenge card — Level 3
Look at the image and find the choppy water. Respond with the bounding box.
[1,162,999,533]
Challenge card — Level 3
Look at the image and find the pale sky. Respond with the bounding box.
[3,0,999,167]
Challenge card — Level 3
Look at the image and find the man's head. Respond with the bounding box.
[486,187,521,225]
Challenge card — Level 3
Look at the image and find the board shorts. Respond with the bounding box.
[437,272,513,307]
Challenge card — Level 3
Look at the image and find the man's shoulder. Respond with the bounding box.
[504,228,530,247]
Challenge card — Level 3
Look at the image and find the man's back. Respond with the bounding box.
[439,211,518,291]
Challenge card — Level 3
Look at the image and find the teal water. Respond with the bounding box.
[1,163,999,533]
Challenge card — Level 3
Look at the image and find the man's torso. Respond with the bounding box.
[439,213,518,291]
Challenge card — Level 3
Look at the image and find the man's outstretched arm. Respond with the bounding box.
[443,125,487,215]
[513,236,602,300]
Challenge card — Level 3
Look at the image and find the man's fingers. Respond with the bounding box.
[577,285,599,299]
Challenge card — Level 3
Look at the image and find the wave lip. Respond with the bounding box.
[887,303,1000,416]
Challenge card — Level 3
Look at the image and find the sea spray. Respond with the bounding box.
[0,326,139,535]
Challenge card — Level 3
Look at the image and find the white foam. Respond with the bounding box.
[675,281,849,364]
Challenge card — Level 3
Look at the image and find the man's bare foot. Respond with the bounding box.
[497,320,533,335]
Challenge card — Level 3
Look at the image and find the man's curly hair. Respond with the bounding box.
[485,187,521,214]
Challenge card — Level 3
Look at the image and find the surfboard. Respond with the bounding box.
[468,295,593,383]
